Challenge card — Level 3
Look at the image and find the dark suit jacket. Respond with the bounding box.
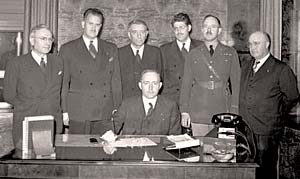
[59,37,122,133]
[160,39,203,103]
[239,55,299,135]
[3,53,63,150]
[113,95,181,135]
[119,44,162,99]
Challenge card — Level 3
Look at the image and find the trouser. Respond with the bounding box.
[191,122,215,136]
[254,133,280,179]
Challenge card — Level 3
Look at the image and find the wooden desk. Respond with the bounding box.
[55,134,236,162]
[0,160,257,179]
[0,135,257,178]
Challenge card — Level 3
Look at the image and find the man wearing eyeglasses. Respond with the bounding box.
[239,31,299,179]
[119,19,162,100]
[3,24,63,158]
[59,8,122,135]
[180,15,241,136]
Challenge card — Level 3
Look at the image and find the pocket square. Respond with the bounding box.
[58,71,62,75]
[109,57,114,62]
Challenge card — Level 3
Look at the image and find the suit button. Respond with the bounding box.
[104,95,106,98]
[90,82,93,86]
[104,83,106,86]
[176,88,180,91]
[178,76,181,80]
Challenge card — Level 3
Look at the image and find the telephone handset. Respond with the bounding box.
[211,113,242,127]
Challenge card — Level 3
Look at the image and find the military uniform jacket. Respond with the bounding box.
[160,39,203,103]
[59,37,122,123]
[119,44,162,99]
[3,53,63,149]
[113,95,181,135]
[239,55,299,135]
[180,42,241,124]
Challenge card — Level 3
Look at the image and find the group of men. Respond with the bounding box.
[3,7,299,179]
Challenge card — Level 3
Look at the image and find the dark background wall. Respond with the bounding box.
[58,0,260,49]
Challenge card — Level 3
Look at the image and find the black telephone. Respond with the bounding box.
[211,113,242,127]
[211,113,256,162]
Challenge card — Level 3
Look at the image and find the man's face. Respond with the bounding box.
[139,72,162,99]
[201,17,221,42]
[248,32,269,60]
[173,21,191,42]
[30,28,53,55]
[82,13,102,39]
[128,24,148,48]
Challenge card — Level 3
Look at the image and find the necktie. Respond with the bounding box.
[181,43,188,56]
[136,50,142,63]
[40,57,46,73]
[89,41,97,58]
[253,61,260,73]
[147,103,153,116]
[209,45,214,56]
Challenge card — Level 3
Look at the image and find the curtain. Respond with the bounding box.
[23,0,58,54]
[260,0,282,60]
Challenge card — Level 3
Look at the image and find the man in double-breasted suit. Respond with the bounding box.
[180,15,241,136]
[239,31,299,179]
[113,70,181,135]
[161,13,203,104]
[4,24,63,158]
[59,8,122,135]
[119,19,162,99]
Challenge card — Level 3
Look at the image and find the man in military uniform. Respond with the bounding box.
[180,15,241,136]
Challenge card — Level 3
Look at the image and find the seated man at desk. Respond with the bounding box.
[113,69,181,135]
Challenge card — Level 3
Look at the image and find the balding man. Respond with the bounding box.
[239,31,299,179]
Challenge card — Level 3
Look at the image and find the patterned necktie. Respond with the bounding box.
[147,103,153,116]
[253,61,261,73]
[40,57,46,73]
[181,43,188,56]
[89,41,97,58]
[209,45,214,56]
[136,50,142,63]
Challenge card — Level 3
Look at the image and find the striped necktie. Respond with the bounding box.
[147,103,153,116]
[89,41,97,58]
[253,61,260,73]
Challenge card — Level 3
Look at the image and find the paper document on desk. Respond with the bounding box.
[112,137,157,147]
[166,134,200,149]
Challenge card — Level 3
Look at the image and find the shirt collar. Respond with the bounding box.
[255,53,270,65]
[131,44,144,58]
[31,50,47,65]
[176,37,191,52]
[142,95,157,108]
[82,35,98,51]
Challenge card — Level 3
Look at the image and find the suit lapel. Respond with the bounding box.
[138,96,147,116]
[252,56,274,81]
[95,39,110,71]
[77,38,95,63]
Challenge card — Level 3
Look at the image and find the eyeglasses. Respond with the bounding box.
[35,36,55,42]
